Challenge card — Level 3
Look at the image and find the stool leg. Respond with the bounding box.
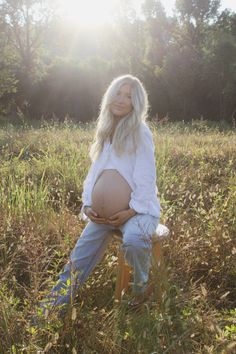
[152,241,162,261]
[114,249,130,303]
[152,241,163,304]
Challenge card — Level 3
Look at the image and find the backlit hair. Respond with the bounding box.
[89,74,149,161]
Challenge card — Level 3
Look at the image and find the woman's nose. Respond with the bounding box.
[116,95,125,103]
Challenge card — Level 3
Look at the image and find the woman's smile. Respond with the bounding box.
[113,104,126,111]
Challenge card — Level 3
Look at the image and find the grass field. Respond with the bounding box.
[0,120,235,353]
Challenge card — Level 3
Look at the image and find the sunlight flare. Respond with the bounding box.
[58,0,114,27]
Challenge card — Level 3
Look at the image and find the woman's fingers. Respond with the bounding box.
[108,215,116,221]
[86,208,98,217]
[108,210,131,226]
[108,218,123,226]
[86,209,108,224]
[109,210,131,220]
[86,208,132,226]
[108,211,123,221]
[90,209,98,217]
[89,215,107,224]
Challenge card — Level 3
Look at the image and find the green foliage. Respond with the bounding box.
[0,0,236,122]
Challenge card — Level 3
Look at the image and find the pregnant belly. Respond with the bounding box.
[91,169,132,219]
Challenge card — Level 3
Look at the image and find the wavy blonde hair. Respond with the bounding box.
[89,74,149,161]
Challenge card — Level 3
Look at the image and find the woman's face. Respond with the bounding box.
[110,83,133,118]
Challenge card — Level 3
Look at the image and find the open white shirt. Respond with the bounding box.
[81,122,161,219]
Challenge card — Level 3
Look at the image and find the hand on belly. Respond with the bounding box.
[87,207,134,227]
[84,206,108,224]
[107,209,136,227]
[91,169,132,220]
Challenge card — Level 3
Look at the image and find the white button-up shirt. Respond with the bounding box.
[81,123,161,218]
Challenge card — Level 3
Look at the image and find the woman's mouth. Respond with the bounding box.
[113,105,124,110]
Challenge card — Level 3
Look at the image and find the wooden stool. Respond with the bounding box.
[114,224,170,303]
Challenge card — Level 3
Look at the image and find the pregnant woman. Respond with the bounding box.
[39,74,161,316]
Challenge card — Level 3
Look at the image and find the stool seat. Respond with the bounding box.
[112,223,170,242]
[153,224,170,240]
[113,223,170,303]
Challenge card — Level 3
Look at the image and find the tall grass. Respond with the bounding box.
[0,120,235,353]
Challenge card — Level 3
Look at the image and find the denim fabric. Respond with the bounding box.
[40,214,159,313]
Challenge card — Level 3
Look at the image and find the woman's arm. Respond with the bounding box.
[80,161,96,220]
[108,125,158,227]
[129,125,158,214]
[81,162,95,207]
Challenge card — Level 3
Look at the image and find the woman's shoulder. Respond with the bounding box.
[139,121,153,140]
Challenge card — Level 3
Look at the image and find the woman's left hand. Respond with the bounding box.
[108,208,136,227]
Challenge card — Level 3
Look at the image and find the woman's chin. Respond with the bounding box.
[112,112,125,118]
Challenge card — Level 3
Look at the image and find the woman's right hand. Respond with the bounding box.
[84,206,107,224]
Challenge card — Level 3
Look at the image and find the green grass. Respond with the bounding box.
[0,120,235,353]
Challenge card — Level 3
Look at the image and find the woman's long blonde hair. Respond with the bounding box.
[89,74,149,161]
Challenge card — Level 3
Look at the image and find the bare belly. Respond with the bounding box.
[91,169,132,219]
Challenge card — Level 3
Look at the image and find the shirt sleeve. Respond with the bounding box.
[80,161,96,220]
[129,126,158,214]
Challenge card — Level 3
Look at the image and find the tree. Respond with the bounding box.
[158,0,229,121]
[1,0,56,79]
[142,0,173,67]
[0,12,18,114]
[175,0,220,24]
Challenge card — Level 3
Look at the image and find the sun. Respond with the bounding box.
[58,0,113,27]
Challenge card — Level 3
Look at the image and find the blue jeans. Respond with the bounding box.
[40,213,159,312]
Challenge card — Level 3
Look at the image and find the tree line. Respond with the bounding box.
[0,0,236,123]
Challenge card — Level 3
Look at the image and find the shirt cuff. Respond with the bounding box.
[80,204,91,221]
